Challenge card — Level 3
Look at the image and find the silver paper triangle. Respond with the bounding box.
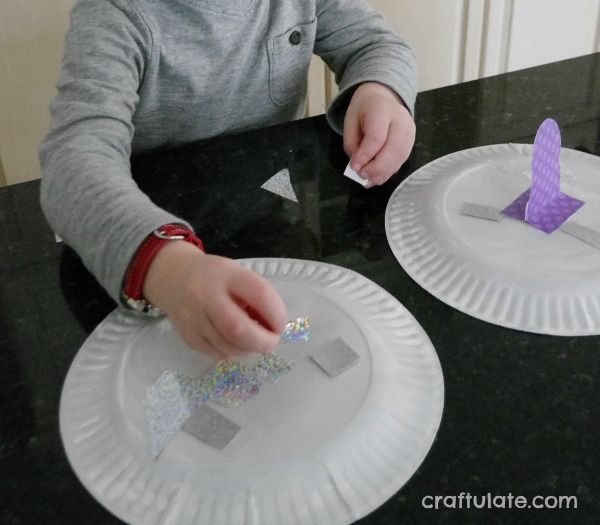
[260,168,298,203]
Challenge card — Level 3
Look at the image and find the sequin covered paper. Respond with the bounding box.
[252,352,294,383]
[144,316,306,456]
[281,316,310,343]
[144,370,192,458]
[145,353,295,455]
[203,361,261,408]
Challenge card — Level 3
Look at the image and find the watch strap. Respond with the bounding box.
[121,224,204,315]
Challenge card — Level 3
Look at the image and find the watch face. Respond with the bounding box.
[123,295,163,317]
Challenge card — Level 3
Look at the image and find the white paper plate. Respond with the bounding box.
[60,258,444,525]
[385,144,600,335]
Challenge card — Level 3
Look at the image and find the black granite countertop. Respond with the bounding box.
[1,54,599,524]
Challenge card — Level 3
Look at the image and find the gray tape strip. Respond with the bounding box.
[460,202,600,250]
[460,203,503,222]
[559,222,600,250]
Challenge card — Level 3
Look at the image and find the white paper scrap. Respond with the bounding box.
[144,370,192,458]
[260,168,298,202]
[343,162,368,187]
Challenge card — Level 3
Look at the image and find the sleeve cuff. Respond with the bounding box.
[326,77,417,135]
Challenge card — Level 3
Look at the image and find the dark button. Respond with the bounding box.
[289,30,302,45]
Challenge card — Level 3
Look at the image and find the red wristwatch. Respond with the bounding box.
[121,223,205,316]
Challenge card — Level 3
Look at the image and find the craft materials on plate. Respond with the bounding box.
[501,118,584,232]
[386,125,600,335]
[460,202,600,249]
[144,317,309,457]
[459,118,599,248]
[260,168,299,202]
[179,360,261,409]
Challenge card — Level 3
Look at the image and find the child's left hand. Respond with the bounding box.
[343,82,416,187]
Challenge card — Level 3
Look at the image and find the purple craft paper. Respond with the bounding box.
[502,118,584,233]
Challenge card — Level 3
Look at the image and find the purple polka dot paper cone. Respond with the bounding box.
[529,118,562,207]
[502,118,584,233]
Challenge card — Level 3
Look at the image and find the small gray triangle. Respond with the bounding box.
[260,168,298,203]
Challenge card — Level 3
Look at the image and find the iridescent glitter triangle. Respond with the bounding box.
[260,168,298,202]
[280,316,310,343]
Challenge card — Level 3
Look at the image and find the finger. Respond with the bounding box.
[182,321,226,360]
[203,308,254,357]
[359,120,409,182]
[350,113,390,173]
[196,334,225,361]
[210,295,282,355]
[229,269,288,334]
[176,299,237,359]
[365,174,388,188]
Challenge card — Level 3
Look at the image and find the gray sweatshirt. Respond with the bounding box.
[40,0,417,303]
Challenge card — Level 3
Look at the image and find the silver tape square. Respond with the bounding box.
[310,338,360,377]
[181,404,241,449]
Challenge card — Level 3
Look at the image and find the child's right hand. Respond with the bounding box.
[142,241,288,360]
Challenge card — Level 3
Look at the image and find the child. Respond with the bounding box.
[40,0,417,359]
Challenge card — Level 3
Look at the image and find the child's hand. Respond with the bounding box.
[143,241,288,360]
[343,82,416,187]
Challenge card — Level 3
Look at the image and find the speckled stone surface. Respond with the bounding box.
[1,54,599,524]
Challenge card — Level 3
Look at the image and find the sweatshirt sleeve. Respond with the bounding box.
[314,0,417,133]
[39,0,186,303]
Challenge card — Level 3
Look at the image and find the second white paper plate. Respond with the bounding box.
[385,144,600,335]
[60,258,444,525]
